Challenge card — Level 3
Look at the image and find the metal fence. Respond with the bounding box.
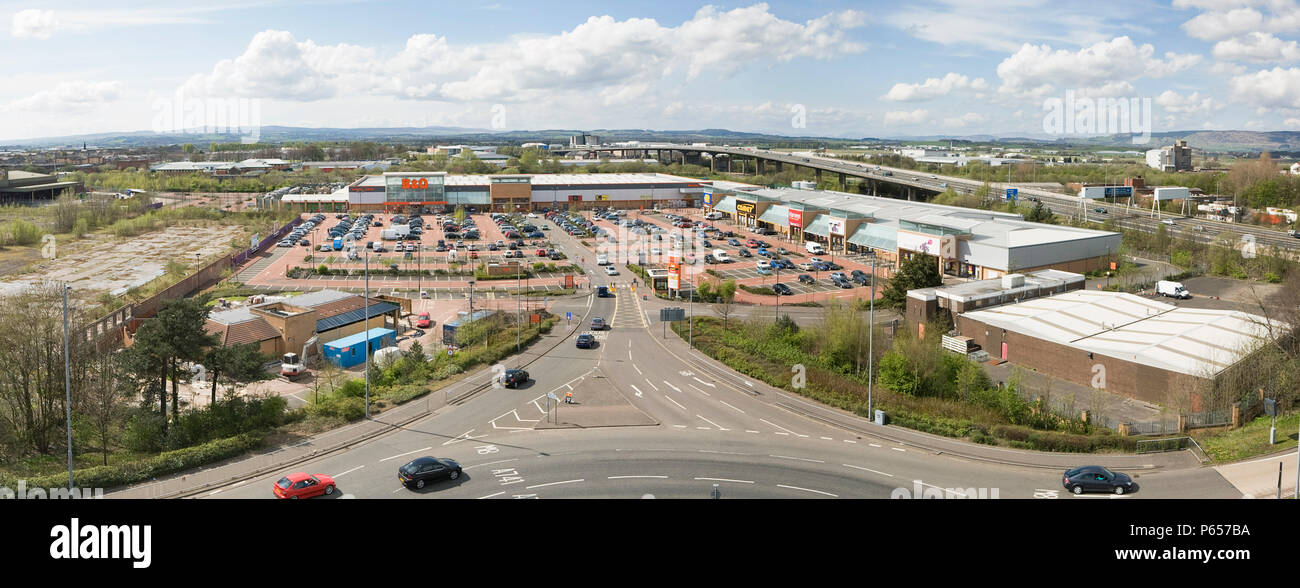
[232,218,303,267]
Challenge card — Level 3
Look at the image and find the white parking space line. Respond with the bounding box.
[843,439,857,444]
[608,475,669,479]
[869,443,882,448]
[478,491,506,499]
[645,379,660,392]
[718,400,745,413]
[769,454,825,463]
[695,477,754,484]
[891,447,906,452]
[632,363,642,375]
[820,436,833,440]
[745,430,760,433]
[777,484,838,497]
[842,463,894,477]
[759,418,808,437]
[333,465,365,478]
[664,395,687,410]
[379,447,433,462]
[687,383,711,397]
[525,479,584,490]
[673,424,687,428]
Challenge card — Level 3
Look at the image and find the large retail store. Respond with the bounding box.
[310,172,715,213]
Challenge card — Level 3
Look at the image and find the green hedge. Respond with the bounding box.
[991,424,1137,452]
[26,433,264,490]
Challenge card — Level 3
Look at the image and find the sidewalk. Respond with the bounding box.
[1214,449,1299,498]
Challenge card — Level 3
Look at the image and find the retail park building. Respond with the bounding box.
[329,171,710,214]
[707,184,1122,280]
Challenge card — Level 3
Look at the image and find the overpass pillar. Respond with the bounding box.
[815,168,822,185]
[756,158,764,175]
[839,172,847,190]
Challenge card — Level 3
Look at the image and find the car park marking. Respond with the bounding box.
[380,447,433,462]
[695,477,754,484]
[1033,489,1060,499]
[770,455,825,463]
[333,465,365,478]
[842,464,894,477]
[777,484,837,498]
[525,479,584,490]
[664,395,687,411]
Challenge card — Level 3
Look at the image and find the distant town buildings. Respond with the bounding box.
[1145,140,1193,172]
[569,133,601,147]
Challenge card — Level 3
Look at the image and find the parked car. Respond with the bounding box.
[797,274,815,285]
[1063,465,1135,495]
[273,473,336,499]
[738,249,753,258]
[397,457,462,490]
[416,312,432,328]
[772,283,793,295]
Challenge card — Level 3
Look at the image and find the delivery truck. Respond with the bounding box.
[1156,280,1190,299]
[381,225,410,240]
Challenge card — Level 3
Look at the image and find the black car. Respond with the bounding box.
[738,249,753,258]
[772,283,793,295]
[501,369,529,388]
[797,274,815,285]
[576,334,595,349]
[397,457,462,490]
[852,273,870,285]
[1063,466,1135,495]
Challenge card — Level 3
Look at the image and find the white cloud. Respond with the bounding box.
[1155,90,1218,115]
[887,0,1118,52]
[1283,117,1300,127]
[1212,32,1300,62]
[1179,1,1300,41]
[1182,7,1266,40]
[883,109,929,126]
[3,80,125,112]
[882,73,987,102]
[997,37,1201,94]
[180,5,867,104]
[11,9,57,39]
[1230,66,1300,108]
[10,7,205,40]
[1209,61,1249,75]
[941,112,987,127]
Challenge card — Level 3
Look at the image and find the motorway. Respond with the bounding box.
[562,143,1300,254]
[199,213,1243,500]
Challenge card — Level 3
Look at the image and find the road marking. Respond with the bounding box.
[442,430,487,446]
[630,384,643,398]
[913,480,968,498]
[719,400,745,413]
[869,443,882,448]
[645,379,660,392]
[696,426,711,430]
[687,383,711,397]
[664,395,687,410]
[333,465,365,478]
[525,479,584,490]
[759,418,808,437]
[695,477,754,484]
[663,381,682,393]
[770,454,825,463]
[891,447,906,452]
[632,363,642,374]
[1034,489,1060,499]
[842,464,894,477]
[673,424,687,428]
[477,491,505,499]
[608,475,669,479]
[745,430,760,434]
[698,449,749,456]
[843,439,857,444]
[464,458,518,471]
[774,431,790,436]
[696,414,729,431]
[692,377,716,388]
[777,484,837,498]
[820,436,833,440]
[207,488,223,496]
[380,446,433,462]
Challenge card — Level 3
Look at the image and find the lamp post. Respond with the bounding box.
[63,283,73,490]
[867,251,876,419]
[364,248,370,419]
[516,262,521,353]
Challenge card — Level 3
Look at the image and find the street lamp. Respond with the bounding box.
[867,251,876,419]
[364,248,370,419]
[63,283,73,490]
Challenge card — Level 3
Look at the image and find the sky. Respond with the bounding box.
[3,0,1300,142]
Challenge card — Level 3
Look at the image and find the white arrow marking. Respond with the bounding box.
[630,384,643,398]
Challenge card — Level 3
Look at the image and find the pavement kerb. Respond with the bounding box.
[639,306,1198,471]
[149,291,596,498]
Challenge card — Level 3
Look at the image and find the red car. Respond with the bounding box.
[273,472,336,499]
[536,248,547,256]
[416,312,432,327]
[470,251,479,259]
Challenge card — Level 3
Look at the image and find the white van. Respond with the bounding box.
[713,249,730,262]
[596,254,609,265]
[1156,280,1190,299]
[704,211,724,221]
[805,241,825,254]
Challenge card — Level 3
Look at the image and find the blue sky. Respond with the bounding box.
[3,0,1300,142]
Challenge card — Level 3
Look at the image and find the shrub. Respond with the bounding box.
[28,432,264,490]
[309,396,366,421]
[122,411,167,453]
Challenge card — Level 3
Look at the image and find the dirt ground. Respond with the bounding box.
[0,224,246,296]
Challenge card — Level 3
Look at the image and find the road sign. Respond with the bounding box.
[566,312,572,321]
[1005,188,1018,201]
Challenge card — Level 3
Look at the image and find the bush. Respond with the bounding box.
[27,432,264,491]
[337,378,367,398]
[309,396,366,421]
[122,411,167,453]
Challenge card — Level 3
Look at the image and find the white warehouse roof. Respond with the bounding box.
[959,290,1282,377]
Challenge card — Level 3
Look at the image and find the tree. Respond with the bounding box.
[879,254,942,308]
[1024,201,1056,224]
[205,342,268,405]
[85,349,127,466]
[123,298,218,429]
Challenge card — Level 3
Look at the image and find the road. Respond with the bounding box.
[194,211,1241,500]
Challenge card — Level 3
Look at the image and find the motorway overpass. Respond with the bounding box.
[555,143,1300,255]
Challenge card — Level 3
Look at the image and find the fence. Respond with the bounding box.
[232,217,303,267]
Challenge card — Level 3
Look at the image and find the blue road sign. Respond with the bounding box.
[566,312,572,321]
[1005,188,1018,201]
